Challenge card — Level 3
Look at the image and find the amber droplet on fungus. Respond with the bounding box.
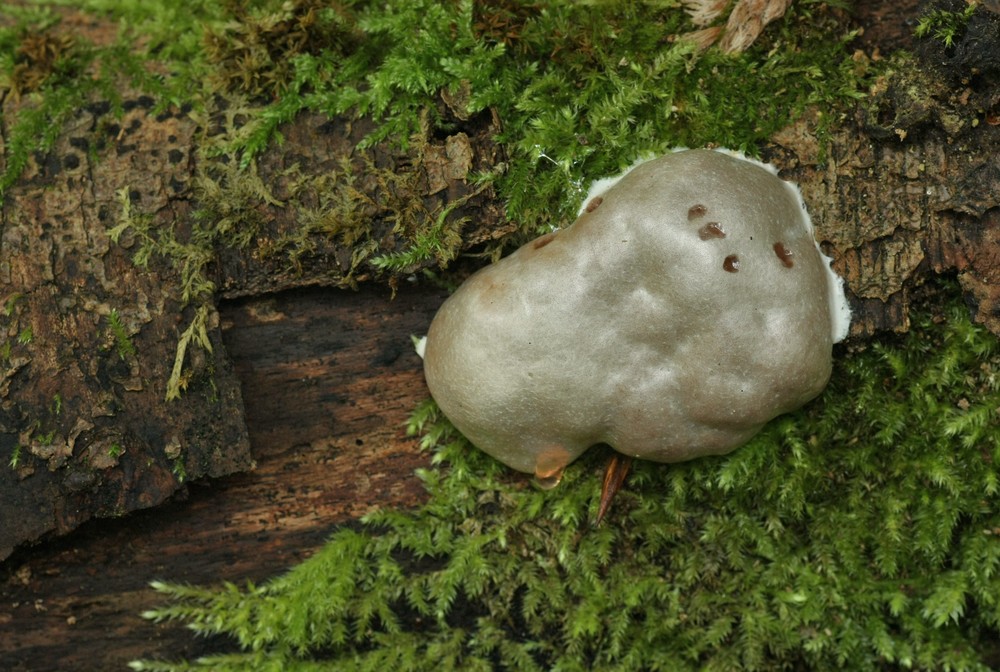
[533,232,556,250]
[773,242,794,267]
[698,222,726,240]
[723,254,740,272]
[688,204,707,220]
[534,445,572,489]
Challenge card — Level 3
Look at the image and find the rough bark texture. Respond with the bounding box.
[768,109,1000,336]
[1,283,441,670]
[1,1,999,669]
[0,95,253,561]
[0,67,503,561]
[766,0,1000,336]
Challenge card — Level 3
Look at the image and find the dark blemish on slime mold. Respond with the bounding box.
[723,255,740,273]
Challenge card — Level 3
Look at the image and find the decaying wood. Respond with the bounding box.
[0,76,503,560]
[765,118,1000,335]
[0,95,253,560]
[213,108,508,298]
[0,284,440,670]
[0,1,999,669]
[766,56,1000,334]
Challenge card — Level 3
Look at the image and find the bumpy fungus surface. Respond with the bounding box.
[423,149,847,485]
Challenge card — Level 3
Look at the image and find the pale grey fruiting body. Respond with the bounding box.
[423,149,848,484]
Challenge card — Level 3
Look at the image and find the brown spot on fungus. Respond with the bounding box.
[723,254,740,272]
[533,232,557,250]
[773,242,794,267]
[687,204,707,220]
[698,222,726,240]
[585,197,604,213]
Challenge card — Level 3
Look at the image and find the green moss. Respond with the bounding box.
[171,454,188,482]
[108,186,217,400]
[3,1,876,401]
[107,309,137,361]
[3,5,992,667]
[134,283,1000,670]
[0,80,85,198]
[2,0,875,243]
[16,325,32,345]
[39,0,220,76]
[0,2,201,200]
[202,0,359,100]
[164,303,213,402]
[186,0,874,237]
[367,173,495,274]
[7,443,21,469]
[915,1,978,48]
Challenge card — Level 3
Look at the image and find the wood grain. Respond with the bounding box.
[0,283,444,670]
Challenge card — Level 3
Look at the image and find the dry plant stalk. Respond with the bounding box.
[681,0,794,53]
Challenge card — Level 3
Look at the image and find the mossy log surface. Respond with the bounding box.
[0,83,502,561]
[0,0,999,669]
[0,95,254,560]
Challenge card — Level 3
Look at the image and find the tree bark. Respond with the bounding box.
[0,94,254,560]
[0,62,503,562]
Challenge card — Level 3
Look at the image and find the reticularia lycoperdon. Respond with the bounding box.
[422,148,851,489]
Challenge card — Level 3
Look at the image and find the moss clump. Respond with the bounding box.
[2,0,875,281]
[203,0,359,100]
[191,0,873,236]
[107,308,138,361]
[915,0,978,48]
[108,185,218,401]
[134,284,1000,670]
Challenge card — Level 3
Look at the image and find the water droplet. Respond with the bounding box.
[723,255,740,273]
[688,204,707,220]
[585,197,603,213]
